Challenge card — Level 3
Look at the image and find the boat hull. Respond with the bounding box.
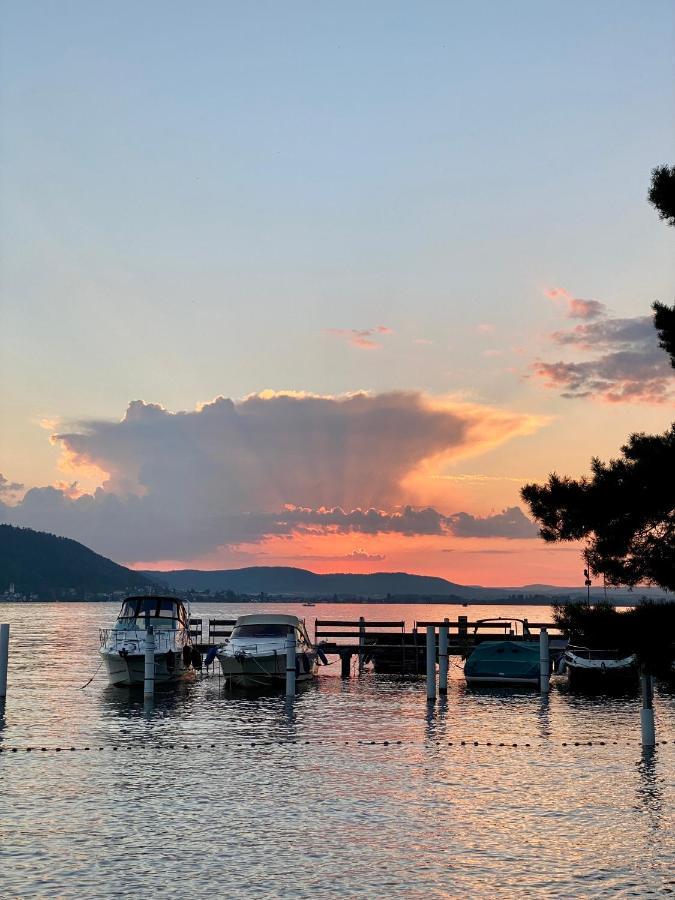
[217,649,317,688]
[565,661,638,692]
[101,650,190,687]
[465,675,539,686]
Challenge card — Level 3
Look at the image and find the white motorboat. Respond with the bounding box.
[216,613,318,688]
[99,596,196,687]
[562,645,638,691]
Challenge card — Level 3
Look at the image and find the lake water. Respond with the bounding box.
[1,601,674,898]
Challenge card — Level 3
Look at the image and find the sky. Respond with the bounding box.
[1,1,673,586]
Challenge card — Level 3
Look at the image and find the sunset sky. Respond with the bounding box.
[1,1,673,585]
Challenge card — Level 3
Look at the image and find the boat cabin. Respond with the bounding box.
[230,613,312,645]
[114,596,189,632]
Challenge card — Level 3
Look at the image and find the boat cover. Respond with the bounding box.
[465,640,540,680]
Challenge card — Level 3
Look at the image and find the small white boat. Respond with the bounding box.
[562,645,638,691]
[216,613,318,688]
[99,596,195,687]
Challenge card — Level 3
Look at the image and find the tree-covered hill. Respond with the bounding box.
[0,525,155,597]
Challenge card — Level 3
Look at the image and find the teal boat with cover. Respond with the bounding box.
[464,640,540,686]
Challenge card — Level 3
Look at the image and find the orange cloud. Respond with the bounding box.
[544,287,607,320]
[326,326,393,349]
[6,390,548,562]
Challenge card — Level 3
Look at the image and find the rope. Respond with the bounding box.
[0,738,673,753]
[78,659,105,689]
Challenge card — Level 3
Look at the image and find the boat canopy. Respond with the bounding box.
[116,596,188,630]
[233,614,301,627]
[230,613,306,641]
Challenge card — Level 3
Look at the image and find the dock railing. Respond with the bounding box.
[315,618,407,675]
[189,618,236,650]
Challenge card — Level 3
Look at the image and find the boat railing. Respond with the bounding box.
[99,628,189,652]
[229,638,308,656]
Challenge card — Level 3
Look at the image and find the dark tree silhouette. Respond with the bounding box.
[649,165,675,366]
[653,300,675,368]
[648,164,675,226]
[522,167,675,592]
[552,599,675,675]
[522,427,675,590]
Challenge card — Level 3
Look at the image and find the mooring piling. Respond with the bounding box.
[0,623,9,698]
[426,625,436,701]
[340,650,351,679]
[143,625,155,700]
[539,628,550,694]
[640,667,655,746]
[285,632,296,697]
[358,616,366,673]
[438,619,449,695]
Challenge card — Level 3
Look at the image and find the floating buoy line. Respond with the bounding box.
[0,737,673,754]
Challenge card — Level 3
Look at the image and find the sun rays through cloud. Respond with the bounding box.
[0,390,546,565]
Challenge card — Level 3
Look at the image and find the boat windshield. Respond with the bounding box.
[231,623,294,638]
[115,597,187,631]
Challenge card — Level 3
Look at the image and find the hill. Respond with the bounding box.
[145,565,670,603]
[146,566,472,597]
[0,525,155,598]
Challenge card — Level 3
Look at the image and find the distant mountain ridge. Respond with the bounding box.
[0,525,667,603]
[144,565,667,602]
[0,525,155,597]
[146,566,467,597]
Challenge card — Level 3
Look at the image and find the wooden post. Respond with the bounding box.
[358,616,366,673]
[539,628,550,694]
[458,616,468,639]
[0,624,9,698]
[286,632,296,697]
[340,650,351,679]
[438,619,449,695]
[144,624,155,700]
[413,627,420,676]
[640,666,655,746]
[426,625,436,701]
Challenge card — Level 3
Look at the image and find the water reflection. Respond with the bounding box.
[536,693,551,741]
[1,601,674,899]
[424,693,449,743]
[636,747,663,825]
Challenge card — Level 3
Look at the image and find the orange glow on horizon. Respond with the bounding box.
[129,531,587,587]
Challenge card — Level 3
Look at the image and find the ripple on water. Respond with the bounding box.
[0,601,674,898]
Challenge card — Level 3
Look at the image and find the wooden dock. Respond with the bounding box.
[189,615,566,677]
[313,616,565,676]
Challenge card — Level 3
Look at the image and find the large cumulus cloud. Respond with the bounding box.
[1,391,541,561]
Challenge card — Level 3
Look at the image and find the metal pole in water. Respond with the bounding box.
[286,631,296,697]
[426,625,436,701]
[438,619,449,695]
[144,624,155,700]
[0,624,9,698]
[539,628,550,694]
[358,616,366,673]
[640,666,655,746]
